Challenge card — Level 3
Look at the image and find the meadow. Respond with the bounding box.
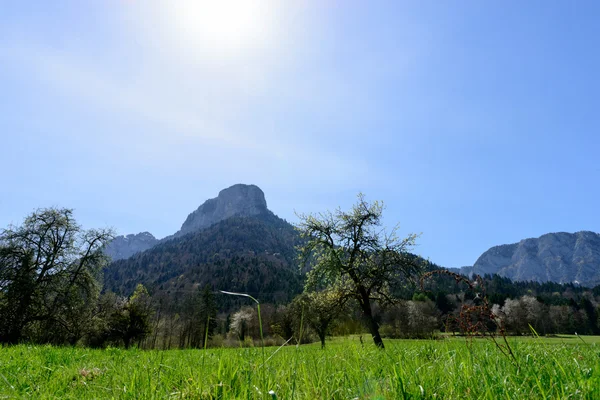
[1,335,599,399]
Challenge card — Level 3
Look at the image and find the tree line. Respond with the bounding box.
[3,203,600,349]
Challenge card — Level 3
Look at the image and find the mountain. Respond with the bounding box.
[103,185,303,308]
[446,266,473,276]
[104,232,158,261]
[105,184,270,260]
[171,183,269,239]
[470,231,600,287]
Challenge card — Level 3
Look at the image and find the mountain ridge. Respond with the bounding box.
[171,183,269,239]
[467,230,600,287]
[105,184,271,260]
[104,231,159,261]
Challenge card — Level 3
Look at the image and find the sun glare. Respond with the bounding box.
[165,0,273,55]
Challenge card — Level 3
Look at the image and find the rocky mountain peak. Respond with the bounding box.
[174,184,269,238]
[105,184,271,259]
[470,231,600,286]
[104,231,158,261]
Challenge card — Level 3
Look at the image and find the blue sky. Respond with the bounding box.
[1,1,599,268]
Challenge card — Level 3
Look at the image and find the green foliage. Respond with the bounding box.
[0,207,113,344]
[199,285,218,343]
[101,213,304,350]
[81,285,153,349]
[178,285,218,348]
[297,193,423,348]
[291,289,346,348]
[107,284,153,349]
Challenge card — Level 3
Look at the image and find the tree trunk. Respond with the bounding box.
[152,307,161,349]
[359,292,384,349]
[4,326,23,344]
[2,287,35,344]
[318,331,326,349]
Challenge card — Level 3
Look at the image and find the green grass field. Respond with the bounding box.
[1,336,600,399]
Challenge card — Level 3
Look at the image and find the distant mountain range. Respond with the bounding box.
[104,184,269,261]
[104,232,158,261]
[103,184,303,305]
[456,231,600,287]
[104,183,600,294]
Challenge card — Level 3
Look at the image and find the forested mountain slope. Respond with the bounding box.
[104,183,272,260]
[103,211,303,307]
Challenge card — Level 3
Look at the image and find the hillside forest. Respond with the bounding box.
[2,205,600,350]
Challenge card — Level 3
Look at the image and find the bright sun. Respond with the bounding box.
[164,0,273,55]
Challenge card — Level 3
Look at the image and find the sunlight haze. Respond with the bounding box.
[1,1,599,268]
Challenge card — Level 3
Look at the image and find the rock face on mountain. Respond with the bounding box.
[105,184,270,259]
[172,184,269,238]
[447,266,473,276]
[104,232,158,261]
[471,231,600,287]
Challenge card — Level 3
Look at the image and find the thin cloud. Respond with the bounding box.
[1,36,370,188]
